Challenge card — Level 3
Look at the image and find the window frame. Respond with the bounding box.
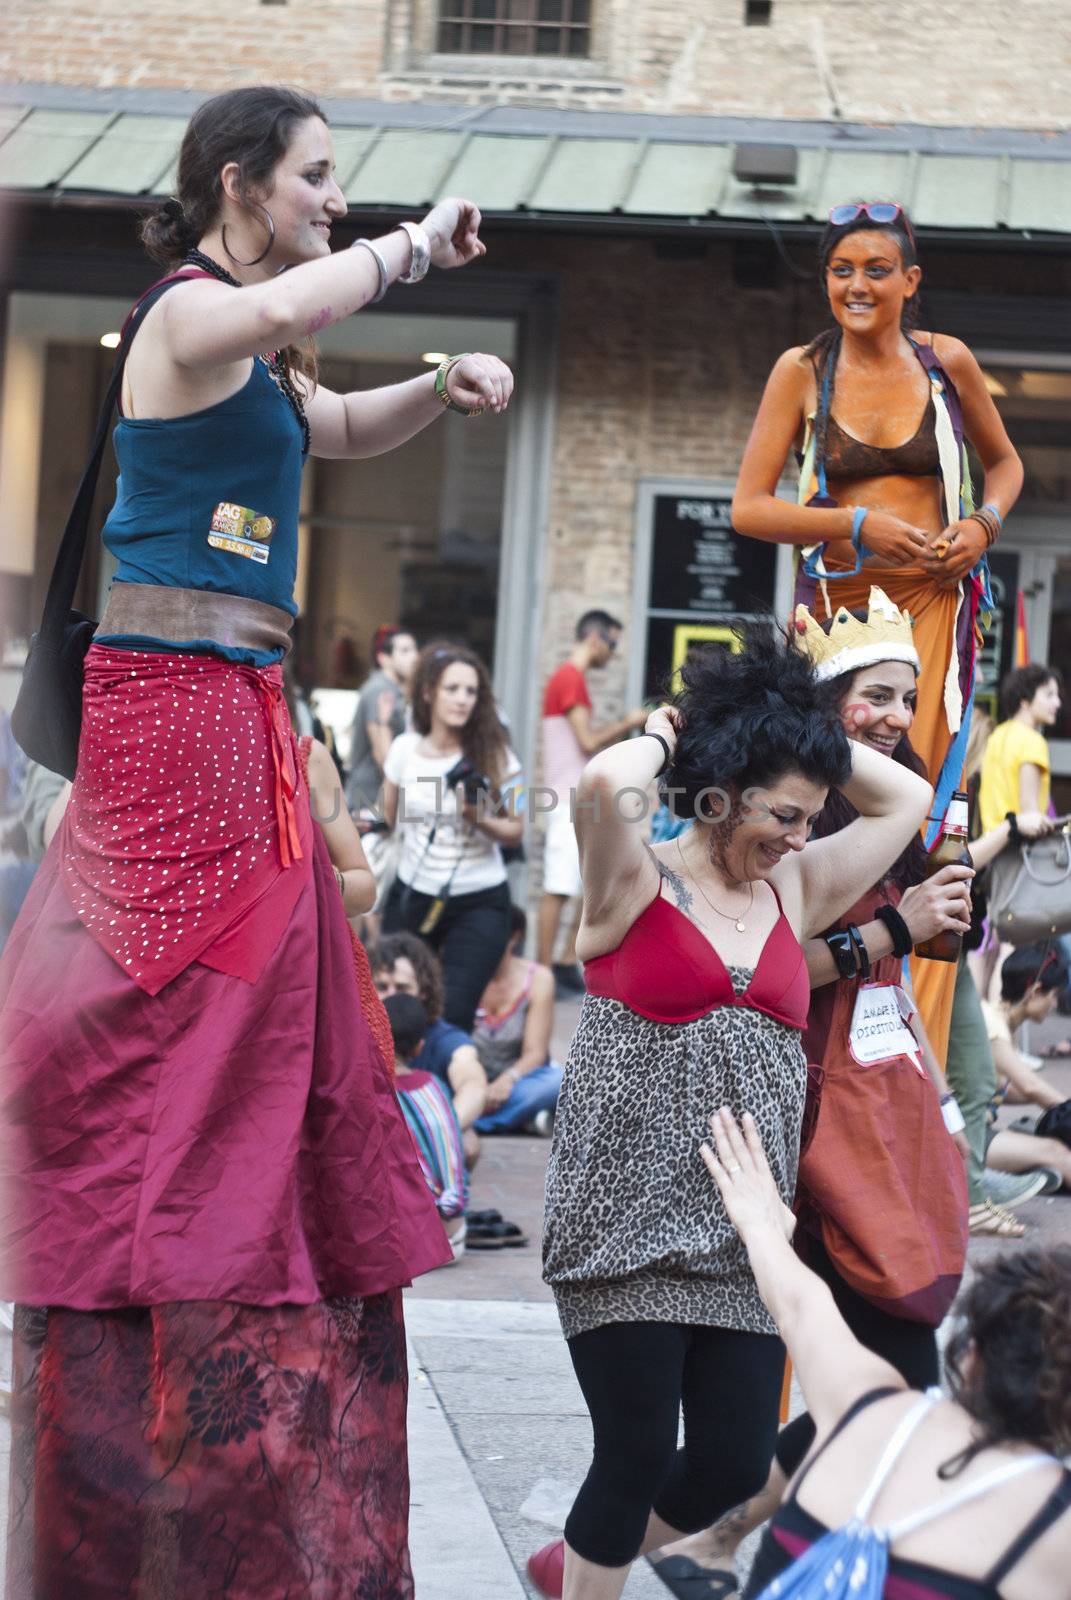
[436,0,593,61]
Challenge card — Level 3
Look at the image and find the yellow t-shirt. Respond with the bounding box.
[977,719,1050,833]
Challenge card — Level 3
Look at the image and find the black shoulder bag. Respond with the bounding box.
[11,273,197,780]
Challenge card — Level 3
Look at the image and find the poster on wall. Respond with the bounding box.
[631,483,779,703]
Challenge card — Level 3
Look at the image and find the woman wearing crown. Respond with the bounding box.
[731,201,1022,1061]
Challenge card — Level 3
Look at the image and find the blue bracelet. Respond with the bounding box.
[982,501,1003,529]
[851,506,869,553]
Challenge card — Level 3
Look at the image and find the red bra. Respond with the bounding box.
[584,888,809,1029]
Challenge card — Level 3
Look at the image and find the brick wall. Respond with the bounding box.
[4,0,1068,131]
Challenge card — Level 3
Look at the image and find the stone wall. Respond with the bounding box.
[4,0,1067,131]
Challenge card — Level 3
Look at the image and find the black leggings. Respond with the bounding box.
[773,1236,940,1480]
[565,1321,785,1568]
[382,877,512,1031]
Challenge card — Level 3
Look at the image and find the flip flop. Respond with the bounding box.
[465,1220,529,1249]
[647,1554,739,1598]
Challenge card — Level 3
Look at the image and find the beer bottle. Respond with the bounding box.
[914,790,970,963]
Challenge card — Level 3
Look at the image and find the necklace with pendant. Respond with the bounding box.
[678,837,754,933]
[182,249,311,454]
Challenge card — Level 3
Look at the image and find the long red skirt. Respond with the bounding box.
[7,1292,413,1599]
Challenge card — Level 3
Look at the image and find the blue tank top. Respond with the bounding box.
[98,357,305,666]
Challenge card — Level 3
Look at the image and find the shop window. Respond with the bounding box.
[437,0,592,58]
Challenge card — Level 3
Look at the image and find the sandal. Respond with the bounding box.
[464,1208,502,1227]
[968,1200,1027,1238]
[647,1553,739,1597]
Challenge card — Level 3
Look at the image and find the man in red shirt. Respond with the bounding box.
[538,610,647,995]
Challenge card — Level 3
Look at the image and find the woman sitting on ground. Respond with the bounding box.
[702,1107,1071,1600]
[473,903,562,1136]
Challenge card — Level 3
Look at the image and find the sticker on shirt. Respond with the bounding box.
[849,983,925,1074]
[207,501,276,565]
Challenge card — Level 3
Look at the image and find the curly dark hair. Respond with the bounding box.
[664,625,851,819]
[367,932,445,1024]
[140,86,324,388]
[804,206,920,487]
[809,636,928,894]
[410,641,511,788]
[942,1245,1071,1473]
[997,662,1062,722]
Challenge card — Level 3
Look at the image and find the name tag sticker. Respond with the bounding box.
[849,983,925,1074]
[208,501,276,564]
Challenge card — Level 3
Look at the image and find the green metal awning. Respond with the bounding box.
[2,101,1070,234]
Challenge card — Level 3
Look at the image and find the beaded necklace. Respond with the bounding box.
[183,249,310,454]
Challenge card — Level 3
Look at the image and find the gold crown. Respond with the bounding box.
[793,586,920,682]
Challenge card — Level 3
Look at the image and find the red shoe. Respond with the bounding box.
[527,1538,565,1598]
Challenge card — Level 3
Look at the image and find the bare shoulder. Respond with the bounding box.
[772,344,813,387]
[919,330,978,377]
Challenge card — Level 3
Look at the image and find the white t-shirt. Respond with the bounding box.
[384,732,523,896]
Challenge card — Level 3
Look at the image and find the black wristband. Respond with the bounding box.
[847,922,871,981]
[1006,811,1022,845]
[875,902,914,959]
[824,929,858,980]
[644,731,671,774]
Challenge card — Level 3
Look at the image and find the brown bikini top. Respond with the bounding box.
[824,395,940,479]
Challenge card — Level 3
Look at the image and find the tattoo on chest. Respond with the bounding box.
[648,846,693,915]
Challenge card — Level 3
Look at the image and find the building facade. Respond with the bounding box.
[2,2,1070,823]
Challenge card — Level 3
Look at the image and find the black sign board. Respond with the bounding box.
[639,491,778,701]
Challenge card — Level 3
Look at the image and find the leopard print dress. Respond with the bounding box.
[543,969,806,1341]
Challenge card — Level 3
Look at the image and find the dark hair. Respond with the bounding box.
[140,86,325,386]
[805,205,920,483]
[1000,942,1068,1003]
[383,992,428,1061]
[943,1245,1071,1472]
[368,932,444,1024]
[664,624,851,818]
[410,641,511,787]
[372,625,412,665]
[998,663,1062,722]
[809,628,928,893]
[576,610,623,641]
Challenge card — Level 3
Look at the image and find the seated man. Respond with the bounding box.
[472,903,563,1136]
[369,931,487,1166]
[981,943,1071,1194]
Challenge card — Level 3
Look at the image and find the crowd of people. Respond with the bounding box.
[0,81,1068,1600]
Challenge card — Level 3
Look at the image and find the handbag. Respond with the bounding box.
[986,821,1071,946]
[796,891,967,1327]
[10,271,208,780]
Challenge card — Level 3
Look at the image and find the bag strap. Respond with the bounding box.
[37,269,214,645]
[853,1390,939,1521]
[883,1453,1056,1543]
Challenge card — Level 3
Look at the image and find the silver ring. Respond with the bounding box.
[726,1164,742,1174]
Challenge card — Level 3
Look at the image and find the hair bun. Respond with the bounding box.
[140,198,195,265]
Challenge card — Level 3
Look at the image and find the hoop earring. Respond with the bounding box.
[221,203,275,267]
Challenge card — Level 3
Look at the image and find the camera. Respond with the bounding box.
[444,756,492,805]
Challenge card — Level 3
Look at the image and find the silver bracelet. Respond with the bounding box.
[395,220,431,284]
[350,237,389,303]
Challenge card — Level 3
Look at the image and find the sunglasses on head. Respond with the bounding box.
[828,201,915,246]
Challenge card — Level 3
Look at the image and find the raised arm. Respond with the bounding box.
[159,198,486,369]
[778,740,932,939]
[572,714,670,959]
[702,1109,905,1432]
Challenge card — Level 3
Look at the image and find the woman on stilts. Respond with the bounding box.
[0,85,511,1598]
